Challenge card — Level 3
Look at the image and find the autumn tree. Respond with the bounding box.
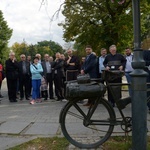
[60,0,150,53]
[11,42,29,60]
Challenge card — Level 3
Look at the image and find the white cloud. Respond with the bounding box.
[0,0,65,47]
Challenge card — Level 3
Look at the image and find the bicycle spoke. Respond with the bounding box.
[67,110,84,120]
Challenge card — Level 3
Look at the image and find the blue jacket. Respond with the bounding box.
[30,63,43,80]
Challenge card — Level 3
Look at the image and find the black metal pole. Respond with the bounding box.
[130,0,147,149]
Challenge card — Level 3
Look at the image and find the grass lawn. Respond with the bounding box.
[8,137,69,150]
[7,136,150,150]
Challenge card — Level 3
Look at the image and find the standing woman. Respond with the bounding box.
[30,57,43,104]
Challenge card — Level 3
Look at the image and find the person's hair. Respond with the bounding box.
[20,54,25,58]
[9,52,15,56]
[101,48,107,52]
[125,47,130,50]
[109,45,116,50]
[85,45,92,49]
[33,56,39,61]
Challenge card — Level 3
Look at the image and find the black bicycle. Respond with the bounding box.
[59,71,147,149]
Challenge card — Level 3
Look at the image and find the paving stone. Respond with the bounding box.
[0,121,30,134]
[0,135,36,150]
[24,122,59,135]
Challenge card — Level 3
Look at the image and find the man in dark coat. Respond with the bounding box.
[81,46,98,78]
[18,54,31,100]
[5,52,19,102]
[103,45,126,107]
[41,54,55,100]
[81,45,98,106]
[53,52,65,101]
[65,49,80,81]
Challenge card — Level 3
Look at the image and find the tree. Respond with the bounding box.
[11,42,28,60]
[37,40,64,56]
[60,0,150,53]
[0,10,13,62]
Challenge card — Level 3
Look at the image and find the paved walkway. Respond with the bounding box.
[0,79,149,150]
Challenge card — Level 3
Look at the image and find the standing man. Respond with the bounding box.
[41,54,55,100]
[124,47,133,97]
[81,45,98,106]
[103,45,126,107]
[53,52,65,101]
[98,48,107,80]
[5,52,19,102]
[18,54,31,100]
[65,49,80,81]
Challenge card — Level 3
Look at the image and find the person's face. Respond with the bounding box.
[101,50,107,56]
[56,53,60,59]
[49,57,53,62]
[125,49,131,56]
[61,54,65,60]
[21,55,26,61]
[10,53,15,60]
[81,57,85,63]
[85,48,92,55]
[34,58,39,64]
[109,47,117,55]
[44,55,49,61]
[27,56,31,61]
[67,50,72,56]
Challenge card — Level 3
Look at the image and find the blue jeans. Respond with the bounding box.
[32,79,41,100]
[125,72,132,97]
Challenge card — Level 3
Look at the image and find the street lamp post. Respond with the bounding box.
[130,0,147,149]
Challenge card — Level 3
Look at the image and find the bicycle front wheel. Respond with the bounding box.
[60,97,116,149]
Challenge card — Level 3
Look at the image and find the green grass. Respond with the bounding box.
[7,136,150,150]
[103,136,150,150]
[7,137,69,150]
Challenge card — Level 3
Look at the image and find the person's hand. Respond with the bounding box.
[80,70,85,75]
[12,58,15,63]
[106,66,110,70]
[119,66,123,71]
[67,56,71,64]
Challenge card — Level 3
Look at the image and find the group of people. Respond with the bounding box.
[4,50,80,104]
[1,45,150,110]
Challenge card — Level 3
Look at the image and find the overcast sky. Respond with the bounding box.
[0,0,65,47]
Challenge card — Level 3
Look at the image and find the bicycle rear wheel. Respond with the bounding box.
[60,97,116,149]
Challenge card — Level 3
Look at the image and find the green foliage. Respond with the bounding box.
[10,40,64,61]
[0,10,13,62]
[37,40,64,57]
[60,0,150,54]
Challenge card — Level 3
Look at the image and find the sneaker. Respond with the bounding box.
[83,102,91,106]
[30,100,35,104]
[36,99,42,103]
